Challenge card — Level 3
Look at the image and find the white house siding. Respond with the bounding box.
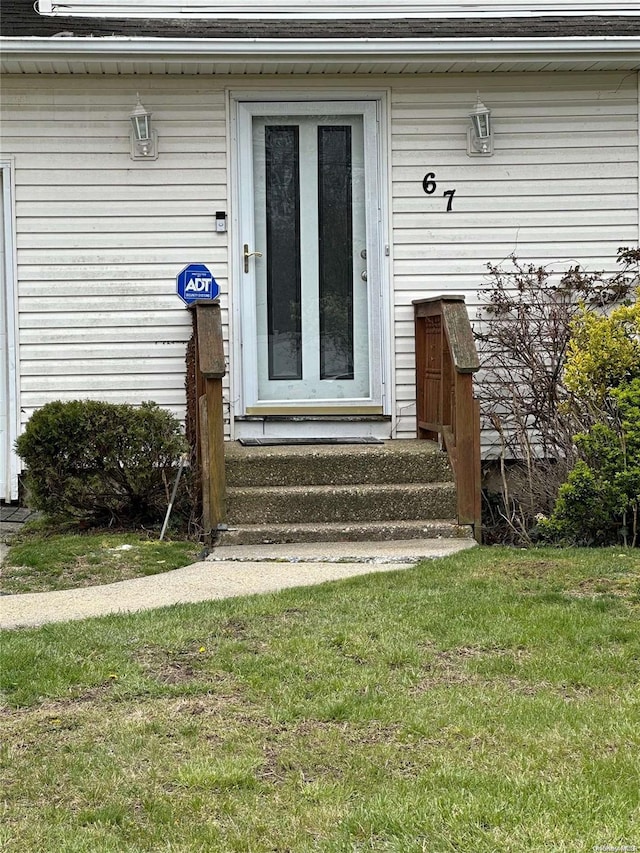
[0,75,230,435]
[0,71,638,446]
[390,71,639,438]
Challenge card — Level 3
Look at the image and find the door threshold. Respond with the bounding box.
[238,437,384,447]
[234,415,392,441]
[236,415,391,422]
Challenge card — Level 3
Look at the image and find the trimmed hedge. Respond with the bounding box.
[16,400,186,525]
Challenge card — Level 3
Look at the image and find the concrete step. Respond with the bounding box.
[209,538,477,561]
[216,519,474,546]
[225,439,452,488]
[226,482,458,526]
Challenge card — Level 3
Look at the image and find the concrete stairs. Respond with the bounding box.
[217,439,473,545]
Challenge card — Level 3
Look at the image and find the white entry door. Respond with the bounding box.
[236,101,384,420]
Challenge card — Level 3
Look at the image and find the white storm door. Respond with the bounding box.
[237,101,383,414]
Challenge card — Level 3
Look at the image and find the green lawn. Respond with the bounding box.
[1,529,199,593]
[1,547,639,852]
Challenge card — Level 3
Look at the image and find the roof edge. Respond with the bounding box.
[2,35,640,53]
[32,9,640,19]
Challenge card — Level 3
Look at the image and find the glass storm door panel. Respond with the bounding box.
[238,102,382,413]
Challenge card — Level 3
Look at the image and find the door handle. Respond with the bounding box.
[244,243,263,273]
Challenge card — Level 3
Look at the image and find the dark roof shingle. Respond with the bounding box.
[2,0,639,39]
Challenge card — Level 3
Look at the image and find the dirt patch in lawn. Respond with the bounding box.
[565,573,640,607]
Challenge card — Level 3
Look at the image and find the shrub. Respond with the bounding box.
[475,247,638,544]
[537,460,629,546]
[538,285,640,547]
[16,400,187,526]
[564,295,640,405]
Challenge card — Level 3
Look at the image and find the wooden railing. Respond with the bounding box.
[413,295,482,542]
[189,301,226,539]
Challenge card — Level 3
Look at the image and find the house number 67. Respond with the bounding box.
[422,172,456,212]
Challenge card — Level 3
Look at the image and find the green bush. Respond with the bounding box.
[539,352,640,547]
[476,248,638,544]
[538,458,633,546]
[564,294,640,405]
[16,400,186,526]
[537,285,640,547]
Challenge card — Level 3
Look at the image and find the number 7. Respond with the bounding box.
[443,189,456,212]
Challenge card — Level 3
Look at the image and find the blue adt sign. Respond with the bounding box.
[176,264,220,306]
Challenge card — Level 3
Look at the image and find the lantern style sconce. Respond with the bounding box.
[467,94,493,157]
[130,94,158,160]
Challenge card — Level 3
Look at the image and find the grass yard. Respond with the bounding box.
[1,527,199,593]
[1,547,639,852]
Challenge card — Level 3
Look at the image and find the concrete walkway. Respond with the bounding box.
[0,538,475,630]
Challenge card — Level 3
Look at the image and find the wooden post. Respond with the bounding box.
[189,301,226,539]
[454,371,477,525]
[193,315,206,474]
[199,395,211,537]
[473,397,483,542]
[413,295,482,542]
[205,376,226,530]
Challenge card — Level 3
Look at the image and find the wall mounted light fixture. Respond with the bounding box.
[130,94,158,160]
[467,94,493,157]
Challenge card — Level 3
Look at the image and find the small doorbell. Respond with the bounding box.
[215,211,227,233]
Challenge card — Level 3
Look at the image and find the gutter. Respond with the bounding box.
[2,36,640,63]
[32,0,640,17]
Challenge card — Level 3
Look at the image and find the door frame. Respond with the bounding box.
[228,88,392,436]
[0,159,20,502]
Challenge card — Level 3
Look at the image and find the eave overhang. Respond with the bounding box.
[2,36,639,74]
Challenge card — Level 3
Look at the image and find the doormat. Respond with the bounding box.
[238,437,384,446]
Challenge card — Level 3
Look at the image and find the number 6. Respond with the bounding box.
[422,172,437,195]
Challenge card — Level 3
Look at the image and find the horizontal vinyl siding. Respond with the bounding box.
[0,76,230,432]
[390,71,639,439]
[2,71,638,448]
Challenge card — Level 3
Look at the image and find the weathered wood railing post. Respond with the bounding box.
[189,301,226,541]
[413,295,482,542]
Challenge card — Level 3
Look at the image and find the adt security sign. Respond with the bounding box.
[176,264,220,306]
